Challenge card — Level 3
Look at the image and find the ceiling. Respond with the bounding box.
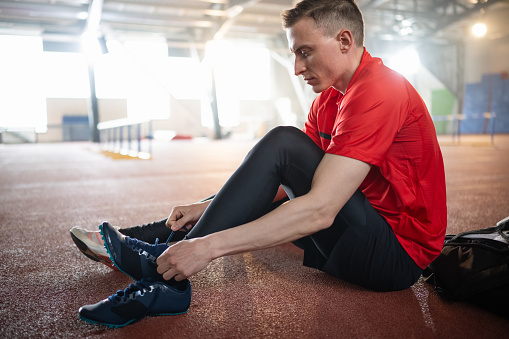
[1,0,508,53]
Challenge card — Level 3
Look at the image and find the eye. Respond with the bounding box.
[301,50,309,57]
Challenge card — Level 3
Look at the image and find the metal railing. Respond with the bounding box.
[97,118,153,159]
[431,112,497,143]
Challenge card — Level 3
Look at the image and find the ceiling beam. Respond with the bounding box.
[430,0,504,32]
[213,0,261,39]
[0,1,88,20]
[85,0,103,33]
[103,1,226,17]
[101,11,214,28]
[105,0,227,4]
[360,0,391,10]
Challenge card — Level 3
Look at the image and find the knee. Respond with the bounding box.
[265,125,302,141]
[260,126,308,149]
[246,126,303,162]
[252,126,320,159]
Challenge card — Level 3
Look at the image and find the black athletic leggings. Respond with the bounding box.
[123,126,422,291]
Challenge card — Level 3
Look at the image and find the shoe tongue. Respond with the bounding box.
[154,244,168,257]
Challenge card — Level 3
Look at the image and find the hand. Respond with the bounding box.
[156,238,212,281]
[166,200,211,231]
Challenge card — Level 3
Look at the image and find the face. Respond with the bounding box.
[287,17,349,93]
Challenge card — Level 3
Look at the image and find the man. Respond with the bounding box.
[76,0,447,328]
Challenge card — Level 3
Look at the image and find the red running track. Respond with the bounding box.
[1,135,508,338]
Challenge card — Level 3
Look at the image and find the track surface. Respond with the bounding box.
[1,135,508,338]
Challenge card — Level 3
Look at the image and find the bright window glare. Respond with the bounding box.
[0,34,272,134]
[42,52,90,98]
[207,41,270,100]
[126,67,171,120]
[161,57,205,100]
[0,35,47,132]
[94,52,130,99]
[95,40,171,119]
[124,40,168,60]
[388,48,421,77]
[202,41,271,127]
[81,31,103,60]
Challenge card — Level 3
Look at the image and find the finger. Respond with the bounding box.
[171,216,194,231]
[163,268,177,281]
[173,273,187,282]
[156,250,171,271]
[156,258,173,274]
[167,208,185,227]
[156,260,167,274]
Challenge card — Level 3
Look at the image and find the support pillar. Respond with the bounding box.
[87,61,100,142]
[210,67,222,139]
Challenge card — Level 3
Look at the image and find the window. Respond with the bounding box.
[0,35,47,132]
[42,52,89,98]
[96,40,171,119]
[202,41,271,127]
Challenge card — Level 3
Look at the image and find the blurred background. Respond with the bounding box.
[0,0,508,144]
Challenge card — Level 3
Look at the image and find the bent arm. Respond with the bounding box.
[206,153,371,259]
[167,185,287,232]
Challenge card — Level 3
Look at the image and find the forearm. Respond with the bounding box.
[156,196,329,282]
[205,193,330,260]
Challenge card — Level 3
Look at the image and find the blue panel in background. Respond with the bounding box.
[463,82,485,133]
[491,75,509,133]
[462,74,509,134]
[62,115,89,141]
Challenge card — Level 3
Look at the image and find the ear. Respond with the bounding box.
[337,29,354,52]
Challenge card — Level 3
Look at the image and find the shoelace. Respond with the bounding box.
[108,279,153,303]
[165,230,174,245]
[124,237,162,263]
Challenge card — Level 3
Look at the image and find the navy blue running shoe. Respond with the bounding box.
[100,221,168,281]
[79,278,191,328]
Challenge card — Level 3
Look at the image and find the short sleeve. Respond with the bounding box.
[327,72,408,166]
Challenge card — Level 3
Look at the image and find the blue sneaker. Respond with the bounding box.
[99,221,168,281]
[79,278,191,328]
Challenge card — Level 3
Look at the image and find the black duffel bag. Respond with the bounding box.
[423,216,509,317]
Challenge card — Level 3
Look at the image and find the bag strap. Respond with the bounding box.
[449,220,509,242]
[496,216,509,241]
[443,221,509,254]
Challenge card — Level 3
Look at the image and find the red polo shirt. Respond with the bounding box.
[303,49,447,269]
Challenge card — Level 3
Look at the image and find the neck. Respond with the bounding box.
[334,46,364,94]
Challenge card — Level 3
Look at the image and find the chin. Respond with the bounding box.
[311,85,327,93]
[308,81,331,93]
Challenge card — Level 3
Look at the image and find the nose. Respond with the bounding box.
[294,57,306,76]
